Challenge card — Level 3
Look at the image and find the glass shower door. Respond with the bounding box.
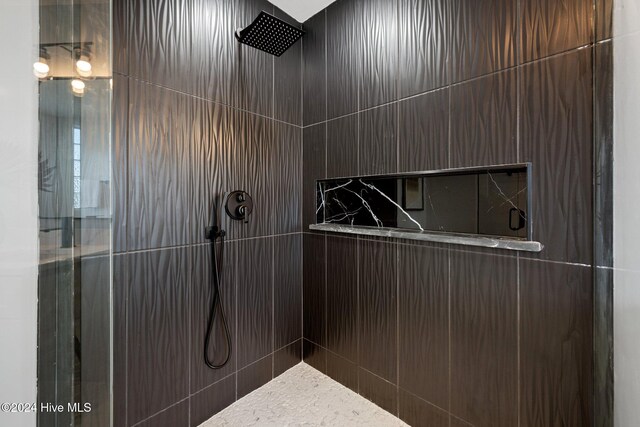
[37,0,112,425]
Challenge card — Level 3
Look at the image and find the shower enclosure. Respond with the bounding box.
[37,0,112,425]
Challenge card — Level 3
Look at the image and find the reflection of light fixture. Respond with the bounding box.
[75,48,92,77]
[33,48,50,79]
[71,79,85,96]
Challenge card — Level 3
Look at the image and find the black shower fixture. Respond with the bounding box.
[235,11,304,57]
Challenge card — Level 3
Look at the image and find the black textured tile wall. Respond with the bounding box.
[302,11,327,126]
[137,400,190,427]
[450,252,518,426]
[327,115,358,178]
[274,340,302,377]
[359,104,397,175]
[234,0,274,116]
[236,238,273,369]
[112,75,128,253]
[190,100,229,245]
[450,68,517,168]
[303,234,326,346]
[127,80,191,251]
[326,0,361,119]
[274,234,302,348]
[189,375,236,427]
[113,0,128,75]
[190,242,236,392]
[399,389,450,427]
[226,111,273,240]
[237,355,273,399]
[302,124,326,228]
[519,0,593,63]
[451,0,516,81]
[358,239,397,382]
[398,89,449,172]
[113,255,127,427]
[274,8,302,126]
[326,236,358,361]
[520,48,593,264]
[520,260,593,426]
[326,351,358,390]
[303,339,327,374]
[126,247,190,425]
[398,0,450,98]
[596,0,613,41]
[272,122,302,235]
[358,0,398,109]
[398,245,449,410]
[358,368,398,416]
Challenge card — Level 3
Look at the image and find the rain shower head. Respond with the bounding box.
[235,11,304,57]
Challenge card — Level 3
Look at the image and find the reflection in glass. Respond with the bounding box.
[37,0,112,425]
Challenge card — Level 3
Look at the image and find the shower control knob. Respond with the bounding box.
[237,193,245,203]
[225,190,254,224]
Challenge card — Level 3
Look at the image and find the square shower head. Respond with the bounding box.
[235,11,304,57]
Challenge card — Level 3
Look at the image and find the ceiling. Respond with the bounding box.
[269,0,338,23]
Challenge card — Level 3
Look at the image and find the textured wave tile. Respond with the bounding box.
[398,0,450,97]
[302,11,327,126]
[272,122,302,235]
[359,104,398,176]
[451,0,516,81]
[112,75,128,253]
[199,363,408,426]
[519,0,592,63]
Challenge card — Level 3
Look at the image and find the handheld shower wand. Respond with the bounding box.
[204,198,232,369]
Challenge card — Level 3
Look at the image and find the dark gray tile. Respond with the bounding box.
[359,0,398,109]
[189,375,236,427]
[274,340,302,377]
[326,236,358,361]
[303,233,326,345]
[236,238,273,369]
[520,260,593,426]
[596,0,613,41]
[520,49,593,264]
[358,369,398,416]
[112,74,127,253]
[113,0,128,74]
[189,0,235,104]
[594,267,613,426]
[272,122,302,235]
[302,11,327,126]
[274,234,303,349]
[398,0,450,98]
[126,247,190,425]
[127,80,191,251]
[190,242,236,393]
[234,0,274,116]
[450,68,517,168]
[359,105,398,176]
[398,89,449,173]
[303,124,326,229]
[326,351,358,391]
[358,239,397,382]
[274,8,302,126]
[237,356,273,399]
[327,115,358,178]
[137,400,189,427]
[113,255,127,427]
[399,389,449,427]
[190,100,229,245]
[326,0,361,119]
[595,41,613,269]
[226,111,273,240]
[398,245,449,410]
[450,252,518,426]
[519,0,592,63]
[303,339,327,374]
[451,0,516,81]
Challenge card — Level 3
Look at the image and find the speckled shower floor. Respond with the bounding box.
[199,363,408,426]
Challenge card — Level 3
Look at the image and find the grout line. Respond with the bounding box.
[299,42,601,130]
[517,252,521,427]
[130,395,191,427]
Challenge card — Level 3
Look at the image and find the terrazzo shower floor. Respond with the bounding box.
[199,362,408,426]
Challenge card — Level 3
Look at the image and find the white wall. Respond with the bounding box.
[0,1,39,426]
[613,0,640,425]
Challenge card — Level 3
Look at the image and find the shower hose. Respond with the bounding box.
[204,230,232,369]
